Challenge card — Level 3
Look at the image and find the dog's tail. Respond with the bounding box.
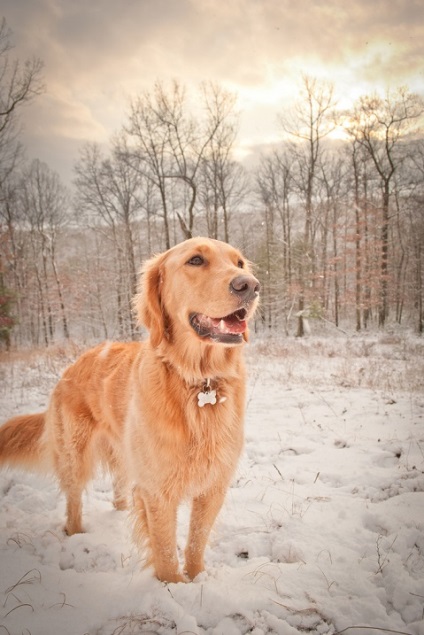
[0,413,48,471]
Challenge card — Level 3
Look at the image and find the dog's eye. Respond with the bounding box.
[187,255,204,266]
[237,260,244,269]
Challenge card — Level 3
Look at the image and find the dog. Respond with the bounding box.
[0,237,260,583]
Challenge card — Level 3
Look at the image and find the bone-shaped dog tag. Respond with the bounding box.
[197,389,217,407]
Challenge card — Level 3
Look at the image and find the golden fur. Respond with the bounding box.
[0,237,259,582]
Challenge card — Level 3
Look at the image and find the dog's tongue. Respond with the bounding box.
[201,313,246,335]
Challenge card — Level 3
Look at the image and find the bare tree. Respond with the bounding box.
[407,139,424,333]
[197,83,241,242]
[125,82,174,248]
[126,80,238,245]
[257,150,293,285]
[0,18,44,186]
[317,149,348,326]
[20,159,70,344]
[0,19,44,345]
[199,115,247,243]
[279,75,337,335]
[345,87,424,327]
[74,137,144,338]
[350,139,366,331]
[255,150,294,331]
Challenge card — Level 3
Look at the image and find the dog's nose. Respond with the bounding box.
[230,275,260,302]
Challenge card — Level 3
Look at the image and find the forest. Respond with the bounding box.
[1,19,424,348]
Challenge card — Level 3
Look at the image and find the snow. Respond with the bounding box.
[1,334,424,635]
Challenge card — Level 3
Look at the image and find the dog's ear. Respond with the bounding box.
[136,253,168,348]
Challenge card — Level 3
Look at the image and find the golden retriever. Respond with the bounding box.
[0,237,259,583]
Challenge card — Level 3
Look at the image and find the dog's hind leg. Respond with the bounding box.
[97,437,129,511]
[50,402,97,535]
[108,451,128,511]
[132,486,151,563]
[111,469,128,511]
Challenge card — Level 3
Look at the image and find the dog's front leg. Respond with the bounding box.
[185,487,226,580]
[135,491,186,583]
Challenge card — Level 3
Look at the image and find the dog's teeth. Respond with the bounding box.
[219,319,225,331]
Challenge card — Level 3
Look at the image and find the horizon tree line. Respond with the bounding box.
[1,19,423,347]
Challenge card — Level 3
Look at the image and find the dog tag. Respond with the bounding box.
[198,379,217,407]
[198,388,217,407]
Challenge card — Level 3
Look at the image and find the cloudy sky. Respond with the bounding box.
[2,0,424,185]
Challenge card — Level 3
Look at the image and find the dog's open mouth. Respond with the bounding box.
[189,308,248,344]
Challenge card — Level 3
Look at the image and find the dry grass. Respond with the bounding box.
[0,333,423,424]
[0,342,83,421]
[248,332,424,392]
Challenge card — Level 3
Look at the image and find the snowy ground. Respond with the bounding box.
[0,333,424,635]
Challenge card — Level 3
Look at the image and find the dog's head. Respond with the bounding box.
[137,238,260,348]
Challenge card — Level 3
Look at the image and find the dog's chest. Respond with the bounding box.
[181,384,243,484]
[129,369,245,497]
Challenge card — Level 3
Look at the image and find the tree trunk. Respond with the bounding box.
[378,182,390,327]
